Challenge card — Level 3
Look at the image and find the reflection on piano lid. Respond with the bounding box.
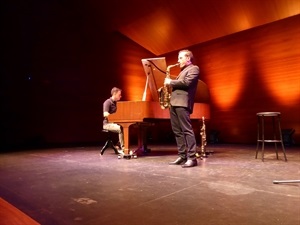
[141,57,167,101]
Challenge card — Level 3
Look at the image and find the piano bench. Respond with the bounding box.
[100,130,119,155]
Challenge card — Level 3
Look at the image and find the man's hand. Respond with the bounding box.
[164,78,171,85]
[103,112,110,117]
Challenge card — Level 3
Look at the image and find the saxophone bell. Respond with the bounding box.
[158,63,179,109]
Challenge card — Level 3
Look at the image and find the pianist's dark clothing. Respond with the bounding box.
[103,97,117,126]
[169,64,199,160]
[103,97,124,149]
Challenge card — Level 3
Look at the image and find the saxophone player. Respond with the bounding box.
[164,49,199,168]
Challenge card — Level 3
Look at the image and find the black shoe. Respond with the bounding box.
[169,157,187,165]
[181,159,197,168]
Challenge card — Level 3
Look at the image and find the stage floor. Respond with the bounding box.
[0,144,299,225]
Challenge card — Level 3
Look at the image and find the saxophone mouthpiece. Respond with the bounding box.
[167,63,180,71]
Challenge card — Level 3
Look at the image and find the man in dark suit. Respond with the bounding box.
[164,49,199,168]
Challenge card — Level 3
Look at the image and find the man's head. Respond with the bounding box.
[111,87,122,101]
[178,49,194,68]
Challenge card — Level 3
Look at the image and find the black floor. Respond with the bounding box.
[0,144,299,225]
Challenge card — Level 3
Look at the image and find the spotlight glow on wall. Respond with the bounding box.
[259,59,300,106]
[205,52,247,110]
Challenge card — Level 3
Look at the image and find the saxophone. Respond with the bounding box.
[196,116,207,159]
[158,63,179,109]
[200,116,207,158]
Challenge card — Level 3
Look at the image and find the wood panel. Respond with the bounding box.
[190,15,300,144]
[112,0,300,55]
[112,15,300,145]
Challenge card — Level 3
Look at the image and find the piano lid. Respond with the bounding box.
[141,57,167,101]
[141,57,210,104]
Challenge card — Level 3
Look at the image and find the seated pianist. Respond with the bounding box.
[102,87,125,155]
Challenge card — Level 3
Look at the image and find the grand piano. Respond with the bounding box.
[108,57,210,155]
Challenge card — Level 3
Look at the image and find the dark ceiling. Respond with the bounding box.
[88,0,300,55]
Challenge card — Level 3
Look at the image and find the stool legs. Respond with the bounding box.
[256,113,287,162]
[273,116,279,160]
[256,116,266,160]
[100,134,118,155]
[261,116,265,161]
[255,116,260,159]
[277,116,287,161]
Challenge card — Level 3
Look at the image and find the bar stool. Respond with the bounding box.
[100,130,118,155]
[255,112,287,162]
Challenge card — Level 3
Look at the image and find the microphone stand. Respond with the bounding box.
[273,179,300,184]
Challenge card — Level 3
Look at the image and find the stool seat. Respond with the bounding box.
[256,112,280,116]
[256,112,287,161]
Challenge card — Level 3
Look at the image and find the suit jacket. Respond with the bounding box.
[169,64,199,114]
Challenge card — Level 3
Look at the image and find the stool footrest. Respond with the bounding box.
[257,140,282,142]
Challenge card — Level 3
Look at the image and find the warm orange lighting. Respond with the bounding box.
[205,52,247,110]
[122,73,145,101]
[259,59,300,106]
[150,10,174,43]
[229,10,251,32]
[118,5,187,55]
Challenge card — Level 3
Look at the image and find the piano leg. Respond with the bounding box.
[137,123,152,153]
[116,122,138,159]
[121,123,134,155]
[115,122,153,159]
